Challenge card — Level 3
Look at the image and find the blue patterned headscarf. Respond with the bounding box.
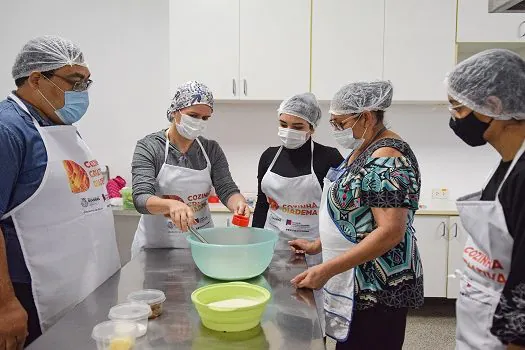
[167,81,214,121]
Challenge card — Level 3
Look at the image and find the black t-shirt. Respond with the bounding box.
[483,152,525,345]
[251,141,343,228]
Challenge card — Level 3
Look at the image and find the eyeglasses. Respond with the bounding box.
[52,74,93,92]
[448,103,464,120]
[329,114,359,131]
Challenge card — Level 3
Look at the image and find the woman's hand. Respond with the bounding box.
[289,239,321,255]
[167,201,195,232]
[235,201,251,217]
[291,264,333,290]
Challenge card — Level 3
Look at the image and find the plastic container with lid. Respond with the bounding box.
[127,289,166,319]
[231,214,249,227]
[91,320,138,350]
[108,303,152,337]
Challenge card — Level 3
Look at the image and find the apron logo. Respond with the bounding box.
[281,202,319,216]
[463,246,506,284]
[63,160,90,193]
[63,159,105,193]
[268,197,279,210]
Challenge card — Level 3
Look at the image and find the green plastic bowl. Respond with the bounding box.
[191,282,271,332]
[186,227,278,280]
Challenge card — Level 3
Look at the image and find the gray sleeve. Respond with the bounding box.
[131,138,162,214]
[206,140,240,205]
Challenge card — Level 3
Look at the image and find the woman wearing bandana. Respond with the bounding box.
[131,81,250,256]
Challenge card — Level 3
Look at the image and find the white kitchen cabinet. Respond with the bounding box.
[169,0,240,100]
[311,0,384,100]
[170,0,309,101]
[239,0,310,100]
[413,216,449,297]
[447,216,468,299]
[383,0,456,102]
[458,0,525,42]
[211,212,232,227]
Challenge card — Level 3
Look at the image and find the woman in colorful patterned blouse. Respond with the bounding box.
[291,81,423,350]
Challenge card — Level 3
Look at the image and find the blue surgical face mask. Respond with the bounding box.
[38,77,90,125]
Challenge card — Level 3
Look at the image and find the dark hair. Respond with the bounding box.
[374,110,385,123]
[15,69,56,88]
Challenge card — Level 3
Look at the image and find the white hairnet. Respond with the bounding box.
[278,92,322,127]
[446,49,525,120]
[329,81,393,115]
[12,35,87,80]
[167,81,214,122]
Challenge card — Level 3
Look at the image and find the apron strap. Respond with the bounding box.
[195,138,212,169]
[310,138,315,175]
[495,140,525,198]
[163,134,170,163]
[268,146,283,172]
[8,93,41,130]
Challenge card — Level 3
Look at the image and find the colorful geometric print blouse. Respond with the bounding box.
[327,138,424,310]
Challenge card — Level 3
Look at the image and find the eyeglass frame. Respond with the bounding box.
[48,74,93,92]
[329,113,362,131]
[448,103,465,120]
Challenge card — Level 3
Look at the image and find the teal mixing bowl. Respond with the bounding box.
[186,227,278,280]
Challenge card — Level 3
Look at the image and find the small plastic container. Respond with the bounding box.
[120,187,134,210]
[108,303,152,337]
[91,320,137,350]
[232,214,249,227]
[127,289,166,319]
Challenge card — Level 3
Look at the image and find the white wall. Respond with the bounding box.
[0,1,500,209]
[208,102,500,206]
[0,0,170,184]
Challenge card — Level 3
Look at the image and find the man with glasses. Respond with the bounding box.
[0,35,120,348]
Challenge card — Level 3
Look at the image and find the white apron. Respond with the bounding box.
[2,94,121,331]
[132,135,214,257]
[262,139,322,254]
[261,139,324,330]
[320,165,357,341]
[455,141,525,350]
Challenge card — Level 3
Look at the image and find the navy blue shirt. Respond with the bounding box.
[0,94,54,284]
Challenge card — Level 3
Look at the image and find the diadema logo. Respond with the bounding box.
[81,198,88,207]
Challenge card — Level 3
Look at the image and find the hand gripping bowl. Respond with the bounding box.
[186,227,278,280]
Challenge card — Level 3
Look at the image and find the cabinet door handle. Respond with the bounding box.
[519,21,525,38]
[452,223,458,238]
[232,79,236,96]
[226,218,231,227]
[243,79,247,96]
[439,221,447,237]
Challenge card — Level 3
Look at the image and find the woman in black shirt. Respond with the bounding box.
[252,92,343,254]
[446,49,525,349]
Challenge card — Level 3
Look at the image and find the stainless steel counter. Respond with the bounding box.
[28,249,324,350]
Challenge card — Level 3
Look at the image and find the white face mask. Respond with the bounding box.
[332,115,367,149]
[278,127,309,149]
[175,114,207,140]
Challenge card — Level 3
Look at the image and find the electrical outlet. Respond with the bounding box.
[432,188,449,200]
